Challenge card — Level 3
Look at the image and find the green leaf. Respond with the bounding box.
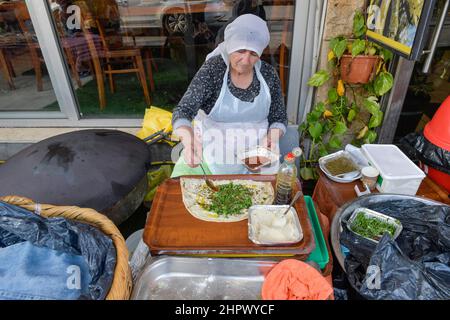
[364,130,378,143]
[328,58,337,69]
[368,110,384,128]
[308,70,330,87]
[332,39,348,59]
[368,47,377,56]
[363,96,380,115]
[307,111,320,123]
[314,102,326,113]
[353,11,367,38]
[328,135,342,149]
[351,39,366,57]
[323,121,332,134]
[300,167,316,181]
[333,121,348,134]
[347,109,357,122]
[339,95,349,107]
[380,48,393,62]
[328,88,339,103]
[318,143,329,157]
[308,122,323,140]
[330,37,341,51]
[298,122,307,134]
[331,105,340,116]
[363,82,376,96]
[374,72,394,96]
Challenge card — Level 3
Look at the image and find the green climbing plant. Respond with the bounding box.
[299,10,394,180]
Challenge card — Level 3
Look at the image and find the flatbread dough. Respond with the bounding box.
[180,178,274,222]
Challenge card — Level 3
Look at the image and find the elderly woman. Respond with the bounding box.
[171,14,287,177]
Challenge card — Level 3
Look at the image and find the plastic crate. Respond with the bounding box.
[305,196,330,269]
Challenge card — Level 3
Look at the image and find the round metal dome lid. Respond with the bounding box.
[0,129,150,222]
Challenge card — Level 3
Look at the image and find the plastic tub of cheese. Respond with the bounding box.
[248,205,303,245]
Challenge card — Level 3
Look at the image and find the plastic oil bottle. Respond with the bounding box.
[275,152,298,205]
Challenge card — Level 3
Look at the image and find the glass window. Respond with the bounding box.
[48,0,295,118]
[0,1,61,112]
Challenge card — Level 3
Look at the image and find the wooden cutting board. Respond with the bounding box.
[143,175,315,257]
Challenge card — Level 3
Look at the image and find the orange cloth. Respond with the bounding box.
[262,259,333,300]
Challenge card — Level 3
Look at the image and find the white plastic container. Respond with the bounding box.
[361,144,426,195]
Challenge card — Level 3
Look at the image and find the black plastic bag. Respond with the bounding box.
[400,132,450,175]
[0,201,116,300]
[341,199,450,300]
[359,235,450,300]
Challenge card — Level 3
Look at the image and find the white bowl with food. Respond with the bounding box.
[248,205,303,245]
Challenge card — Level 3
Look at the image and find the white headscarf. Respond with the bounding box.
[206,14,270,61]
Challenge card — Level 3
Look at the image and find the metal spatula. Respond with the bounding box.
[199,163,219,192]
[282,191,303,216]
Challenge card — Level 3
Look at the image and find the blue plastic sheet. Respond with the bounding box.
[0,201,116,300]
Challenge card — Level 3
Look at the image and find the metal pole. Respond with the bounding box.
[378,56,415,144]
[422,0,449,73]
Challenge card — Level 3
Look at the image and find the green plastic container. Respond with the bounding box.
[305,196,329,269]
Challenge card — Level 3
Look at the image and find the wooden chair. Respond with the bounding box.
[0,7,16,90]
[0,48,15,90]
[79,4,151,109]
[52,8,82,88]
[0,2,83,90]
[13,1,44,91]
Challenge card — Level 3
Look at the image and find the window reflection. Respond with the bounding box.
[48,0,294,118]
[0,0,61,112]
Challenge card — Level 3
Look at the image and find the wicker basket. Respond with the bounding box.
[0,195,132,300]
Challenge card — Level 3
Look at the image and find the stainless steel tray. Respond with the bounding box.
[248,205,303,245]
[346,207,403,243]
[131,256,277,300]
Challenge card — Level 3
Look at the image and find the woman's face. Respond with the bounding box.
[229,49,260,74]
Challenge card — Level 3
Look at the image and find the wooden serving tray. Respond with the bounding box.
[143,175,315,257]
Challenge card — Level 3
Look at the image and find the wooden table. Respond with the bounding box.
[312,171,450,226]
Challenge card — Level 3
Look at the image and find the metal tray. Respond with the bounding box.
[346,207,403,243]
[248,205,303,245]
[318,150,361,183]
[131,256,278,300]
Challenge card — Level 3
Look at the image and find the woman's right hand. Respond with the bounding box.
[175,126,203,168]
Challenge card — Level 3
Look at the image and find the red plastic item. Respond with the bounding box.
[420,162,450,194]
[428,167,450,194]
[286,152,295,160]
[422,96,450,193]
[424,95,450,152]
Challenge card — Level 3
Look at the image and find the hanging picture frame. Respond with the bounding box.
[366,0,437,60]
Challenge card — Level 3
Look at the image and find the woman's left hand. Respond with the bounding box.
[261,128,283,152]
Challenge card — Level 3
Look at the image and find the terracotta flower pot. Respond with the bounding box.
[340,55,379,84]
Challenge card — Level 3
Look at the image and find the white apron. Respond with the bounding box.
[193,49,278,175]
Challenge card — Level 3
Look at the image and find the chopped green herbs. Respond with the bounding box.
[207,183,253,217]
[350,212,398,241]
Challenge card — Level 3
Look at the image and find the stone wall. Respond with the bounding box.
[314,0,366,104]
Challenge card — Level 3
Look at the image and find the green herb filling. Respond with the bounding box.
[350,212,398,241]
[207,183,253,217]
